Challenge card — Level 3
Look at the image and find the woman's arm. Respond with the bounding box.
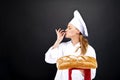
[85,45,98,79]
[45,28,65,64]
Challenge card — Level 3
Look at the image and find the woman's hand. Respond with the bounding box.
[55,28,65,43]
[52,28,65,49]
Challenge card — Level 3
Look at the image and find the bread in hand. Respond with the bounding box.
[56,55,98,70]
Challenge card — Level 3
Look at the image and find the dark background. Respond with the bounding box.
[1,0,120,80]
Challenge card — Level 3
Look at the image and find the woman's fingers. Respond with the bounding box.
[55,28,65,38]
[56,28,65,33]
[57,28,61,32]
[55,28,65,42]
[60,30,65,33]
[55,29,58,33]
[61,32,66,36]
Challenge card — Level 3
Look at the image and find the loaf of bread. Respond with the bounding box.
[56,55,98,70]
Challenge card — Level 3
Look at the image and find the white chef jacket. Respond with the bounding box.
[45,40,97,80]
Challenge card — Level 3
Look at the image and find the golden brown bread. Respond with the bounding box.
[56,55,98,70]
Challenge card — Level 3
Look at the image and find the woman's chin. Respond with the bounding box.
[65,35,70,38]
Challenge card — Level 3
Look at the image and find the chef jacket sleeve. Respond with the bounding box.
[45,43,64,64]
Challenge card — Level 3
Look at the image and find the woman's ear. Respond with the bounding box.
[76,29,80,34]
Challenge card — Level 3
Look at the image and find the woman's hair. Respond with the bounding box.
[80,34,88,55]
[75,33,88,55]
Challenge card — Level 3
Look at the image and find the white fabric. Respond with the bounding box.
[69,10,88,37]
[45,41,96,80]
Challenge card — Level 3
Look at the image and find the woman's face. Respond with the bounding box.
[65,23,80,38]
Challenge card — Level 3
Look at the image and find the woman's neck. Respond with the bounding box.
[71,37,80,46]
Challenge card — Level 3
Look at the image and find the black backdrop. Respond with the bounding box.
[1,0,120,80]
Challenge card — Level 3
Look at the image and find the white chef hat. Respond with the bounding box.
[69,10,88,37]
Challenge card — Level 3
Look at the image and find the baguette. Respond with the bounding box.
[56,55,98,70]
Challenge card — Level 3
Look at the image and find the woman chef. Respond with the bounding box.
[45,10,97,80]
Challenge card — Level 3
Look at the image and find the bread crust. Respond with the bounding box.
[56,55,98,70]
